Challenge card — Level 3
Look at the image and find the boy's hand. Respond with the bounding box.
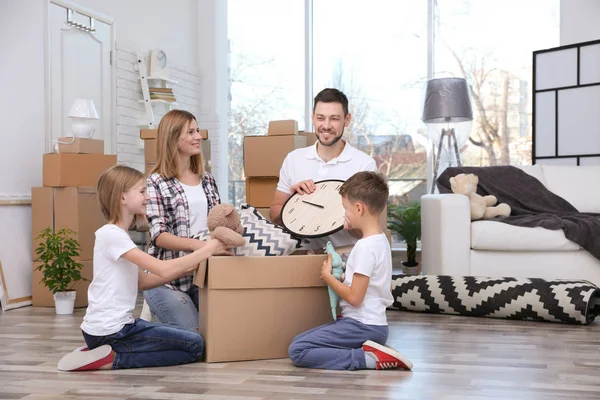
[320,254,333,281]
[343,216,353,230]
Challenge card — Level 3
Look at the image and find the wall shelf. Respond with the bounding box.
[137,99,178,106]
[146,76,178,84]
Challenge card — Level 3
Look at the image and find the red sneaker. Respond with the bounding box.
[57,345,115,371]
[362,340,413,370]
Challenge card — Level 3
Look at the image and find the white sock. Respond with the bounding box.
[364,351,377,369]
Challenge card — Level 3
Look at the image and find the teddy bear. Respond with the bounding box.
[207,204,246,247]
[449,173,511,220]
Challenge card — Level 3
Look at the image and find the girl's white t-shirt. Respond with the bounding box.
[340,233,394,326]
[178,180,208,235]
[80,224,138,336]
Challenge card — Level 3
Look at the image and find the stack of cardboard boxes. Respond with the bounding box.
[243,120,317,220]
[31,137,116,307]
[141,129,211,174]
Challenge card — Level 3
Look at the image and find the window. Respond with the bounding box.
[227,0,305,205]
[433,0,560,167]
[313,0,428,203]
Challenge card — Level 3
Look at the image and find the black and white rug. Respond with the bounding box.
[390,275,600,324]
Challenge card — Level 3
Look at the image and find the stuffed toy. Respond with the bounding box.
[449,173,511,220]
[207,204,246,247]
[326,241,344,320]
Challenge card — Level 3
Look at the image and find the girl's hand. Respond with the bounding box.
[320,254,333,281]
[203,238,234,256]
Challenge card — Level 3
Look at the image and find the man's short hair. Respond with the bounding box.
[339,171,389,214]
[313,88,349,116]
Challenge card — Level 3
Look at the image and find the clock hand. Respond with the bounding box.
[302,200,324,209]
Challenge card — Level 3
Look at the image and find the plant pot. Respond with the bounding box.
[54,290,76,315]
[401,261,420,276]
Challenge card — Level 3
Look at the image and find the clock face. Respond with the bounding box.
[280,179,346,238]
[157,50,167,68]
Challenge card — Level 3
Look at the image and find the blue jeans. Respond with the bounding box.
[82,318,203,369]
[288,317,388,370]
[143,285,199,331]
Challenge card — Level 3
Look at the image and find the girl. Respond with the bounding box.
[57,165,231,371]
[144,110,220,331]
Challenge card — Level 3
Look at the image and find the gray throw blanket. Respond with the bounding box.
[437,166,600,261]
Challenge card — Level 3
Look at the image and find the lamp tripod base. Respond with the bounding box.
[431,128,462,194]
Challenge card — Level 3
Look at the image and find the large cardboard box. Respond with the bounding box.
[140,129,158,140]
[43,154,116,187]
[31,187,106,261]
[255,207,271,221]
[244,135,306,177]
[268,120,298,136]
[299,131,317,147]
[193,254,332,362]
[32,261,93,308]
[245,177,278,208]
[58,138,104,154]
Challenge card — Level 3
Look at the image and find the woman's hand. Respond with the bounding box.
[187,238,206,252]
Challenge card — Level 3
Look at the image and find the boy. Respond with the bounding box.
[288,171,413,371]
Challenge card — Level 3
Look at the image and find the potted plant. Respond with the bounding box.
[388,201,421,275]
[34,227,86,315]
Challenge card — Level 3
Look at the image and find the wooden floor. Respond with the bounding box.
[1,298,600,400]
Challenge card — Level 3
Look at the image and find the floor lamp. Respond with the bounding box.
[422,78,473,194]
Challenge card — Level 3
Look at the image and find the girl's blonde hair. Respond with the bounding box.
[149,109,205,178]
[97,165,147,229]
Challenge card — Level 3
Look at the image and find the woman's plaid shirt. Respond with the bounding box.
[146,172,221,292]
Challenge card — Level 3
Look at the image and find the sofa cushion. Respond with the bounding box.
[471,220,580,251]
[541,165,600,213]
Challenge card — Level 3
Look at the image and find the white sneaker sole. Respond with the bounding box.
[57,344,112,371]
[363,340,413,370]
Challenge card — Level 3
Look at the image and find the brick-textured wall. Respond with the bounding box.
[114,49,221,176]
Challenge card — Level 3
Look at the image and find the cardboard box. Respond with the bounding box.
[268,120,298,136]
[245,177,278,208]
[244,135,306,177]
[43,154,116,187]
[299,131,317,147]
[145,163,155,175]
[32,261,93,308]
[140,128,208,140]
[255,207,271,221]
[144,139,157,163]
[140,129,158,140]
[193,254,332,362]
[31,187,106,261]
[58,138,104,154]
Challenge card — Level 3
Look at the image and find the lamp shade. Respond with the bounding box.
[68,99,99,120]
[422,78,473,123]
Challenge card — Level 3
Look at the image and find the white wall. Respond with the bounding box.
[560,0,600,45]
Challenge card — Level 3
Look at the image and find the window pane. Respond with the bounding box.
[433,0,560,166]
[313,0,428,203]
[227,0,305,206]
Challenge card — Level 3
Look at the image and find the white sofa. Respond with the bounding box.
[421,165,600,286]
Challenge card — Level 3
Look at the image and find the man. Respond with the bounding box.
[270,88,378,249]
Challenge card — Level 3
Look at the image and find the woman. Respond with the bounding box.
[144,109,220,331]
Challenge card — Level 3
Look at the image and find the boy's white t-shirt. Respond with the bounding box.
[177,180,208,235]
[81,224,139,336]
[340,233,393,326]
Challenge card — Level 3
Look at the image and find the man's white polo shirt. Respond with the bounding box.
[276,140,377,248]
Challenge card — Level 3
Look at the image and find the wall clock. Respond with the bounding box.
[280,179,346,238]
[149,49,169,79]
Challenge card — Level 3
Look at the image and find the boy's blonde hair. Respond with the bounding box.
[97,165,147,229]
[339,171,389,214]
[149,109,205,178]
